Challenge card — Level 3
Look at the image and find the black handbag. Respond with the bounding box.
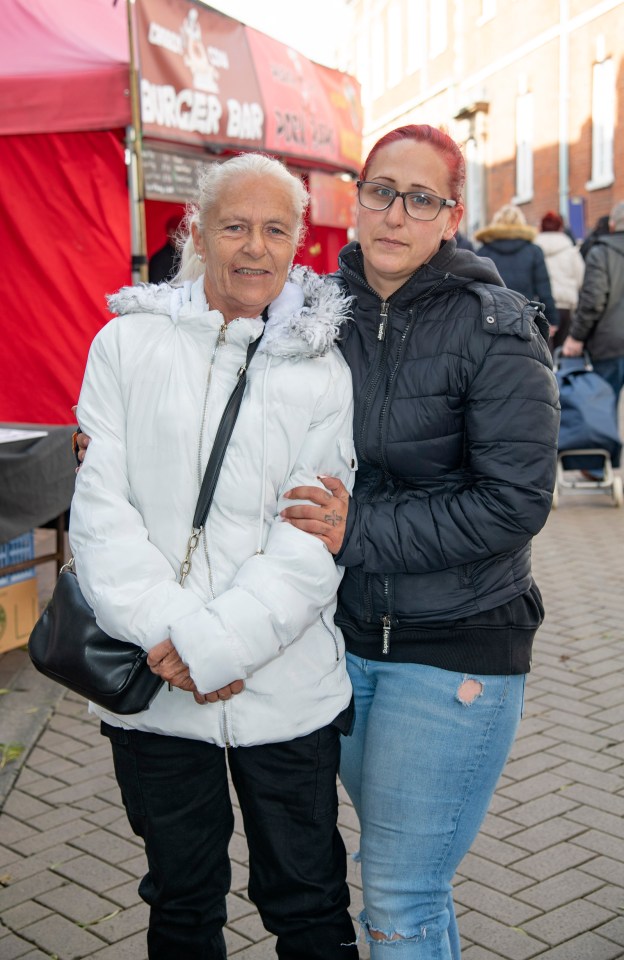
[28,325,265,714]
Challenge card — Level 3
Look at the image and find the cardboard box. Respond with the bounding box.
[0,578,39,654]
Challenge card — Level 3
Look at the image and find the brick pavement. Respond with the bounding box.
[1,483,624,959]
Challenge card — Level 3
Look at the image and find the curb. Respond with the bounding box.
[0,647,67,809]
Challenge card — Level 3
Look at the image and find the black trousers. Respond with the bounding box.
[101,721,358,960]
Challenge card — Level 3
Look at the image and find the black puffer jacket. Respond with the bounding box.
[334,239,560,651]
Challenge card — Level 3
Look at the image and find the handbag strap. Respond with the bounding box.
[180,307,267,584]
[193,320,265,528]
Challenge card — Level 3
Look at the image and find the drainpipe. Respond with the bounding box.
[558,0,570,221]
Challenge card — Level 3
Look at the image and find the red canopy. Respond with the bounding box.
[0,0,360,424]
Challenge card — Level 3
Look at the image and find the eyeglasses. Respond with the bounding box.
[356,180,457,221]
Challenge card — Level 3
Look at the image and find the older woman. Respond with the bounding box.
[69,153,359,960]
[282,125,560,958]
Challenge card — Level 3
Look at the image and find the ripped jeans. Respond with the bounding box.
[340,655,525,959]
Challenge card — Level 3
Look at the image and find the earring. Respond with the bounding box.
[196,252,205,262]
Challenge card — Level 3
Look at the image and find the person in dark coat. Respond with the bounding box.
[475,203,558,334]
[580,214,610,261]
[148,214,183,283]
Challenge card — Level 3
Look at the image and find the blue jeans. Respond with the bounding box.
[340,654,525,959]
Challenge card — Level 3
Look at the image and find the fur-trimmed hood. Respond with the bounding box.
[474,221,537,245]
[107,265,351,360]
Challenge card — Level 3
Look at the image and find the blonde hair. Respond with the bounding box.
[174,153,310,284]
[492,204,527,227]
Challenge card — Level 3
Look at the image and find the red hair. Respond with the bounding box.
[361,125,466,202]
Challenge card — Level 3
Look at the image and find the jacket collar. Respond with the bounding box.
[106,265,351,360]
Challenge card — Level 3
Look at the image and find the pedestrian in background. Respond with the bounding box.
[148,213,183,283]
[535,210,585,351]
[580,214,610,261]
[563,200,624,419]
[475,204,558,336]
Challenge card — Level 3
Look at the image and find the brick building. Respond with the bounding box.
[341,0,624,241]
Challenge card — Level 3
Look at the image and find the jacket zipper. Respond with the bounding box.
[357,299,391,457]
[382,613,392,655]
[320,611,340,661]
[222,700,232,748]
[199,321,227,601]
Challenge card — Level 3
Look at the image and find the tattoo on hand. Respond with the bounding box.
[324,510,343,527]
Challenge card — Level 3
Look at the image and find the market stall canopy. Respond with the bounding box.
[0,0,362,174]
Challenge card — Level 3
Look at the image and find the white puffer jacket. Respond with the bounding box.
[535,231,585,310]
[70,267,357,747]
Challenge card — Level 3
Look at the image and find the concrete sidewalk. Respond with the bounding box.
[1,483,624,959]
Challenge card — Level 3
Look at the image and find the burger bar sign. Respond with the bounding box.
[135,0,362,172]
[137,0,264,146]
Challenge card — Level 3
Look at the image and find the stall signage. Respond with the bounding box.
[135,0,362,173]
[136,0,264,148]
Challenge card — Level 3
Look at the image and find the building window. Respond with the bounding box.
[514,92,533,202]
[479,0,496,21]
[371,11,386,98]
[387,0,403,88]
[429,0,447,59]
[406,0,426,74]
[588,58,615,189]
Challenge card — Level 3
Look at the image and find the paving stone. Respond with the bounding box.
[53,853,133,892]
[83,929,148,959]
[501,793,579,828]
[502,752,567,782]
[12,818,98,857]
[69,829,141,864]
[530,932,622,959]
[557,783,624,817]
[580,855,624,886]
[0,930,37,959]
[573,828,624,860]
[0,870,66,912]
[458,911,546,959]
[595,915,624,947]
[2,793,52,822]
[505,816,586,853]
[457,854,533,895]
[453,880,540,926]
[85,901,149,942]
[39,775,119,806]
[36,883,119,925]
[515,868,605,910]
[498,772,573,805]
[20,911,105,958]
[547,741,622,771]
[586,885,624,913]
[1,899,52,929]
[522,898,614,945]
[512,842,595,882]
[225,926,255,953]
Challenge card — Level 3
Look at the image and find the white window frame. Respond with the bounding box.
[586,58,615,190]
[429,0,447,60]
[371,11,386,98]
[513,91,533,204]
[387,0,403,88]
[406,0,426,74]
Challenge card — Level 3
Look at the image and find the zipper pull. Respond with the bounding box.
[381,615,392,655]
[377,302,389,341]
[218,321,227,345]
